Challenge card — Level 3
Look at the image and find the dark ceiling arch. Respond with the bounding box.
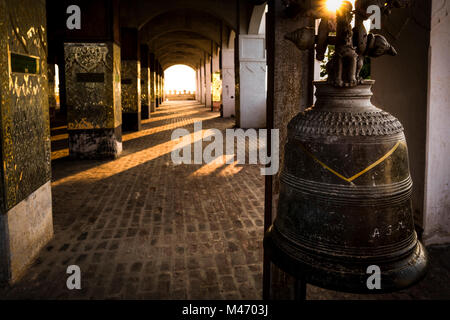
[119,0,238,31]
[160,51,204,68]
[149,31,214,54]
[149,31,215,70]
[155,42,209,57]
[140,10,223,46]
[156,45,205,62]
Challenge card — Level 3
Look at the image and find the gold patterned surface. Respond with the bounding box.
[141,67,150,106]
[150,69,155,105]
[0,0,51,211]
[64,42,121,130]
[212,71,222,102]
[113,44,122,128]
[121,60,141,113]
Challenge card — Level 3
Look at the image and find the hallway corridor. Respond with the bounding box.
[0,101,265,299]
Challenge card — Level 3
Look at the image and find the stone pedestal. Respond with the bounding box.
[0,0,53,284]
[238,34,266,128]
[64,42,123,159]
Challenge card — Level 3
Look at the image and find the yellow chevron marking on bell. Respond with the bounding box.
[298,141,402,183]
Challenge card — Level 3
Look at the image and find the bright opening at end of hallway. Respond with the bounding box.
[164,64,196,94]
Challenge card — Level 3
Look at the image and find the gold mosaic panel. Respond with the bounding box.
[64,42,121,130]
[0,0,51,210]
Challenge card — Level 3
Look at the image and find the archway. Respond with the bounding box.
[164,65,197,101]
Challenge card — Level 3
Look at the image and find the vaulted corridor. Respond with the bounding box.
[1,0,449,303]
[0,101,265,299]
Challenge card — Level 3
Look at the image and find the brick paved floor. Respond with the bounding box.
[0,101,265,299]
[0,101,448,300]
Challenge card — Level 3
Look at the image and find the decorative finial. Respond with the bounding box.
[284,0,411,88]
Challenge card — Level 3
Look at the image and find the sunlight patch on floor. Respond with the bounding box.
[189,154,244,177]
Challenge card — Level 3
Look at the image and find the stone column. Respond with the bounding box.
[155,60,160,108]
[264,0,315,299]
[195,69,199,101]
[64,42,122,158]
[199,68,203,102]
[196,68,202,102]
[222,48,235,117]
[158,62,163,105]
[121,28,141,132]
[140,44,151,119]
[237,34,266,128]
[161,72,166,103]
[200,63,206,104]
[0,0,53,284]
[150,53,156,112]
[62,0,122,159]
[205,56,212,109]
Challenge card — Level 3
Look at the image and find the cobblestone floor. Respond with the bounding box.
[0,101,448,300]
[0,101,265,299]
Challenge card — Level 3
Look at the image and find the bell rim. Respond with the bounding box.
[264,225,428,294]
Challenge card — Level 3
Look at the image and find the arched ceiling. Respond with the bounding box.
[139,9,224,71]
[119,0,265,70]
[119,0,239,30]
[150,31,214,69]
[150,31,214,54]
[140,10,222,45]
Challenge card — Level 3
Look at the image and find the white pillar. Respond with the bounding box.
[423,0,450,245]
[197,68,202,102]
[195,69,199,101]
[205,57,212,108]
[200,64,206,104]
[222,48,235,117]
[238,34,266,128]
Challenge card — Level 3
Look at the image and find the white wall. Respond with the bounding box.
[424,0,450,245]
[238,34,267,128]
[371,5,430,229]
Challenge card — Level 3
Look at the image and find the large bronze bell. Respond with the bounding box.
[265,0,427,295]
[264,80,428,293]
